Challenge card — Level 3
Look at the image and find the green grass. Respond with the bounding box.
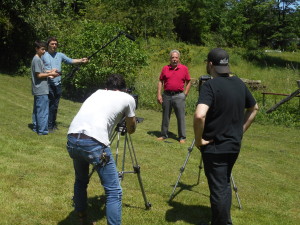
[0,72,299,225]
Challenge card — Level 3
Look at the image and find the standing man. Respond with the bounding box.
[31,41,59,135]
[67,74,136,225]
[194,48,258,225]
[157,50,191,143]
[42,36,88,131]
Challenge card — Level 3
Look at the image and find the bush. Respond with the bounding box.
[56,20,147,101]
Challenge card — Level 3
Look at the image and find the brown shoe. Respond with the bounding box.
[157,136,167,141]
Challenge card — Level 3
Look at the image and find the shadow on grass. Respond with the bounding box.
[58,195,106,225]
[147,130,179,142]
[166,200,211,224]
[169,182,209,203]
[167,180,211,224]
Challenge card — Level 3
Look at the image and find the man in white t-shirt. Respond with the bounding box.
[67,74,136,225]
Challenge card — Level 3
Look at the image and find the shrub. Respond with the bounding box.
[57,20,147,101]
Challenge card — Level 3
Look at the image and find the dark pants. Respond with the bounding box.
[202,153,239,225]
[48,83,62,129]
[161,92,186,140]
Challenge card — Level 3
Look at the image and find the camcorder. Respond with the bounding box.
[123,87,139,110]
[198,75,212,94]
[117,87,143,135]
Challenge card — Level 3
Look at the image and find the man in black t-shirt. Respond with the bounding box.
[194,48,258,225]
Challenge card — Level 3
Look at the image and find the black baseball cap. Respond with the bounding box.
[207,48,231,74]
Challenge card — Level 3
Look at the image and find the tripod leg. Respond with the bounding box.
[169,139,195,202]
[115,132,121,166]
[126,134,152,209]
[231,174,242,209]
[196,154,203,185]
[118,134,128,182]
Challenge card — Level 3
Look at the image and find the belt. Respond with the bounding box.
[69,133,93,139]
[164,90,183,96]
[69,133,106,147]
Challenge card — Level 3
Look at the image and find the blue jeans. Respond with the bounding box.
[67,135,122,225]
[32,95,49,135]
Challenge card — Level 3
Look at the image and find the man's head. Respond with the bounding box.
[206,48,230,76]
[47,37,58,53]
[169,50,180,68]
[105,74,126,90]
[34,41,47,57]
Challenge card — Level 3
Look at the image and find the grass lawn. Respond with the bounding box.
[0,74,299,225]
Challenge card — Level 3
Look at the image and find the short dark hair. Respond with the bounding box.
[105,74,126,90]
[34,41,46,49]
[47,36,58,46]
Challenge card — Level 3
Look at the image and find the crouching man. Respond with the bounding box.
[66,74,136,225]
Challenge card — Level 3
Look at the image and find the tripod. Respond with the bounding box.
[107,120,152,210]
[169,139,242,209]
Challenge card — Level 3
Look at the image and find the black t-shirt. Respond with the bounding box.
[198,76,256,154]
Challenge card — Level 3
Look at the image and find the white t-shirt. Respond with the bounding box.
[68,90,136,146]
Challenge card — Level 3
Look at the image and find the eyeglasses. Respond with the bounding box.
[50,43,58,46]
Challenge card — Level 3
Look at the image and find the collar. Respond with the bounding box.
[168,64,181,70]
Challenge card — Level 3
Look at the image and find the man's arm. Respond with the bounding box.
[193,103,212,148]
[36,69,59,79]
[184,80,191,96]
[126,116,137,134]
[243,103,259,133]
[72,58,89,64]
[157,80,163,104]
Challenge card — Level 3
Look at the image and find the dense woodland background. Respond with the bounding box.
[1,0,299,100]
[1,0,299,69]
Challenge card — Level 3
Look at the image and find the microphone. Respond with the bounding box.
[120,31,135,41]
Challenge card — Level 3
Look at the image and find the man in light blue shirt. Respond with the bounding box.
[42,37,88,131]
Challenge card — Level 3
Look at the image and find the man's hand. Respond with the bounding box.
[126,116,136,134]
[157,80,163,104]
[81,58,89,63]
[157,95,163,104]
[195,138,213,149]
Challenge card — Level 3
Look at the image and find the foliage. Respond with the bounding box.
[58,21,147,101]
[1,0,299,74]
[0,0,79,73]
[257,107,300,128]
[84,0,179,39]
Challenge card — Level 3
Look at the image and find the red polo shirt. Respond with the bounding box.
[159,64,191,91]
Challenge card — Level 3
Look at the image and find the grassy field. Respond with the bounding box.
[0,72,299,225]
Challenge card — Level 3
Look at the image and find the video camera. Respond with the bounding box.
[122,87,139,110]
[116,87,143,135]
[198,75,212,94]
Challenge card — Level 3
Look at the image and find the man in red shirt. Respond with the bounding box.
[157,50,191,143]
